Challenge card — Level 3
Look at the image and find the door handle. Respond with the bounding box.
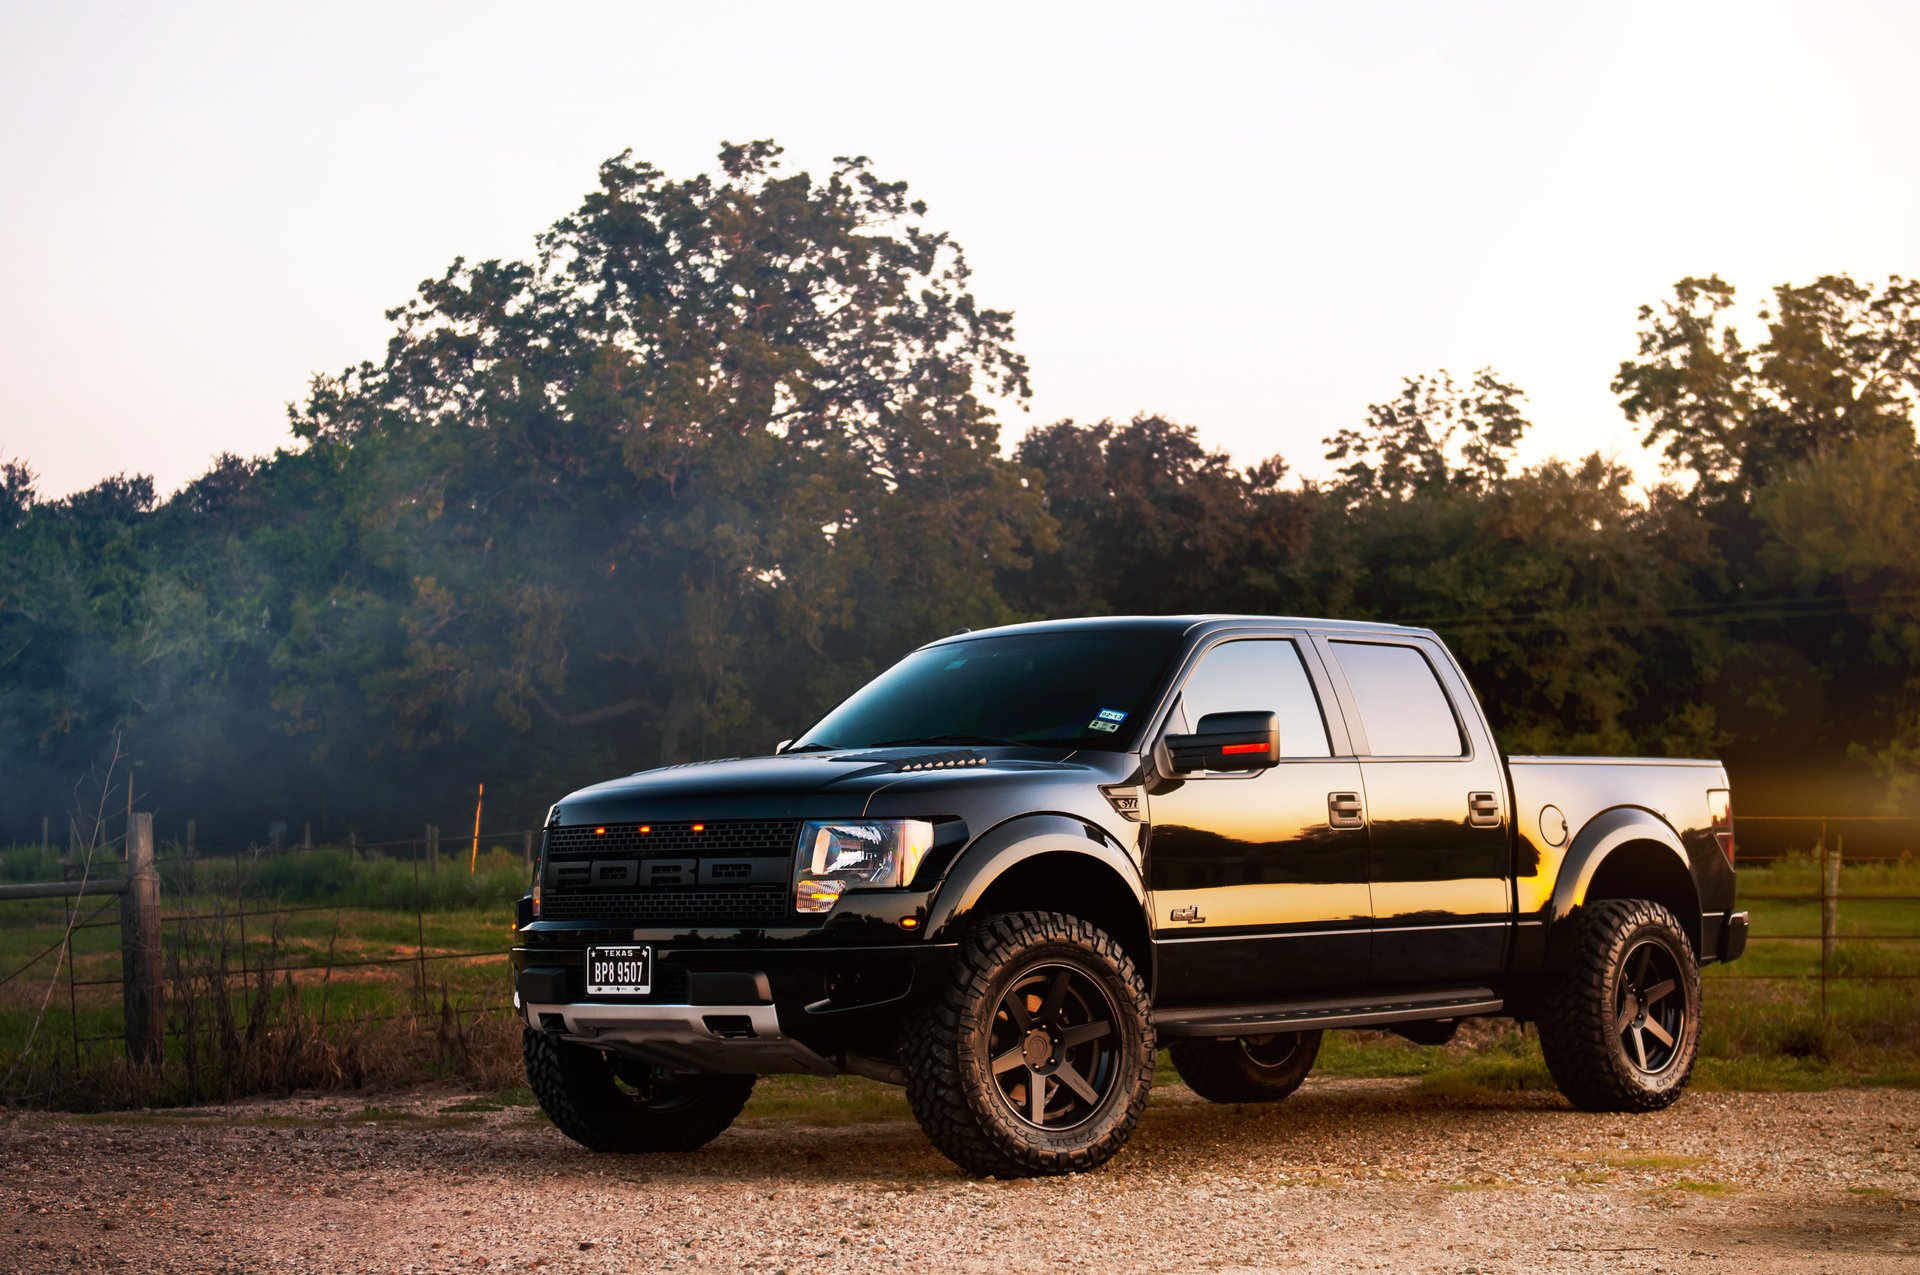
[1328,792,1364,830]
[1468,791,1502,828]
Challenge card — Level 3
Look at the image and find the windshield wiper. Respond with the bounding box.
[781,741,841,753]
[870,733,1028,748]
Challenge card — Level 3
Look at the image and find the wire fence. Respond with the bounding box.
[1,811,1915,1088]
[0,822,539,1093]
[1705,816,1920,1028]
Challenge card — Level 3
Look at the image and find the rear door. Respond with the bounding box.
[1147,634,1372,1005]
[1318,635,1511,985]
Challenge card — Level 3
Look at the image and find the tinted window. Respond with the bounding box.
[794,631,1179,752]
[1177,640,1331,758]
[1331,641,1463,757]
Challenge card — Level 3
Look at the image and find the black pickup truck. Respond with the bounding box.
[512,616,1746,1176]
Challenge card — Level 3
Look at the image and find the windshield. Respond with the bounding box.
[793,630,1180,753]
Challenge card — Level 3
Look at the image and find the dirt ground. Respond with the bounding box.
[4,1077,1916,1273]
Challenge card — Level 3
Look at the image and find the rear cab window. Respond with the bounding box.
[1326,640,1464,757]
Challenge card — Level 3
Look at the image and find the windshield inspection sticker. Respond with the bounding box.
[1096,708,1128,723]
[1088,720,1120,732]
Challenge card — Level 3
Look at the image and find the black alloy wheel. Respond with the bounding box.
[1169,1028,1321,1103]
[986,962,1121,1130]
[523,1028,755,1152]
[1240,1033,1309,1069]
[1615,939,1687,1075]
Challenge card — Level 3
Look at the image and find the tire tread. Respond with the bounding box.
[1536,899,1700,1113]
[903,910,1154,1177]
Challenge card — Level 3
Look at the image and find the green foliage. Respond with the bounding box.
[0,138,1918,837]
[152,847,532,908]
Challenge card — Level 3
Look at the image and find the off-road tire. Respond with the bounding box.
[1169,1030,1322,1103]
[1537,899,1701,1113]
[523,1028,754,1152]
[904,911,1155,1177]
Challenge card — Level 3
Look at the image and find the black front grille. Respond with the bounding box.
[548,820,801,859]
[538,884,791,926]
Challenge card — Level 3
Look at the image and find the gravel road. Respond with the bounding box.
[6,1077,1917,1273]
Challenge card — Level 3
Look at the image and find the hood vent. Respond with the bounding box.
[837,750,990,773]
[637,757,741,774]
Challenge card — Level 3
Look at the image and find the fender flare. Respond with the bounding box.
[922,814,1146,948]
[1546,805,1700,951]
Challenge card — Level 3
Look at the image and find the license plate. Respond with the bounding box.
[585,945,652,995]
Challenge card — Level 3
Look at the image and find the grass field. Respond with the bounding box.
[0,842,1913,1106]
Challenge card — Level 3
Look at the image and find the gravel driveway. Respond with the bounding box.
[6,1077,1916,1273]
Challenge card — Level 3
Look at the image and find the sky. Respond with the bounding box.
[2,0,1917,500]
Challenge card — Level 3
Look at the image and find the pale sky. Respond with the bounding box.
[3,1,1916,500]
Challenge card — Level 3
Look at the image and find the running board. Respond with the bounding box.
[1154,990,1504,1039]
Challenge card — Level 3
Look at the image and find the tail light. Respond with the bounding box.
[1708,790,1734,864]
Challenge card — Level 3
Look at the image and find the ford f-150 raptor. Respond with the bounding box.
[511,615,1746,1176]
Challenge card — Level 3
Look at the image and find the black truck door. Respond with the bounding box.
[1319,636,1511,985]
[1147,636,1372,1005]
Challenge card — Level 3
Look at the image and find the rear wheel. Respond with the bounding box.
[1170,1029,1321,1103]
[523,1028,754,1152]
[1537,899,1701,1112]
[904,911,1155,1177]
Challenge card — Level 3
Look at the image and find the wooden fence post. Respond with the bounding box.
[41,815,49,849]
[302,821,313,850]
[523,829,534,873]
[1820,835,1842,1021]
[348,831,358,860]
[120,812,164,1065]
[185,819,196,857]
[427,824,439,875]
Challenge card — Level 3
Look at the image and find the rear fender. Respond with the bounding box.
[1545,806,1701,960]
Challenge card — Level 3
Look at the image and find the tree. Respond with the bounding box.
[1322,368,1530,504]
[1615,274,1920,493]
[1009,415,1264,615]
[282,141,1048,811]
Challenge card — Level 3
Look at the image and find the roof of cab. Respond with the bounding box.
[922,614,1429,647]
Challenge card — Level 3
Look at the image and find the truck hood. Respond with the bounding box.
[551,747,1130,826]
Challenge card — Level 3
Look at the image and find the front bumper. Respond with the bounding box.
[520,1000,839,1075]
[511,932,957,1075]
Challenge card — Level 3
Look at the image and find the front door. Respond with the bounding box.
[1147,636,1373,1007]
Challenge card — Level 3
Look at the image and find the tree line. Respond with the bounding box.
[3,142,1917,845]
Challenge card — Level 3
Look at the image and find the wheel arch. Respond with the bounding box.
[1548,807,1702,961]
[922,814,1153,991]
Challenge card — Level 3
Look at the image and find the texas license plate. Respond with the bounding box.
[585,945,652,995]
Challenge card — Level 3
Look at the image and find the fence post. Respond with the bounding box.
[185,819,196,857]
[302,821,313,850]
[348,831,358,860]
[523,829,534,873]
[427,824,439,875]
[1820,833,1841,1021]
[119,812,164,1065]
[41,814,49,849]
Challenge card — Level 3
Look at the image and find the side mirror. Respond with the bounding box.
[1165,711,1281,774]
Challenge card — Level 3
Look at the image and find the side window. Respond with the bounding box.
[1177,640,1331,759]
[1329,641,1463,758]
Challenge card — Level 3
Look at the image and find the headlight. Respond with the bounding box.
[794,819,934,914]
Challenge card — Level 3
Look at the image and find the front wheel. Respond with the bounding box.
[904,911,1155,1177]
[523,1029,755,1152]
[1536,899,1702,1112]
[1170,1030,1321,1103]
